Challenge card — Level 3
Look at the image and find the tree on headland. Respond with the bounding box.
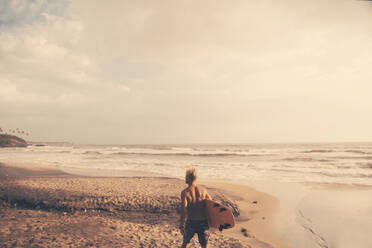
[0,126,30,137]
[0,126,29,147]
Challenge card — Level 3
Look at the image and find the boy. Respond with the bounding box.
[179,168,211,248]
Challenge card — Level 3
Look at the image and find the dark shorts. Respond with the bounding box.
[183,219,209,246]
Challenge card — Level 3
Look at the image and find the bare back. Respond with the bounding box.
[182,185,210,220]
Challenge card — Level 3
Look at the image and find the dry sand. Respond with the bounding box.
[0,162,292,248]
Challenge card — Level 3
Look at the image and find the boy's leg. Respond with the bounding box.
[182,221,195,248]
[197,221,210,248]
[197,231,208,248]
[181,241,188,248]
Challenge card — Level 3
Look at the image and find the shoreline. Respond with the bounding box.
[0,162,294,248]
[201,180,293,248]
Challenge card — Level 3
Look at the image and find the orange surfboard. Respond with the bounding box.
[205,199,235,231]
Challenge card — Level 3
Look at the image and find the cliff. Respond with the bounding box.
[0,134,28,147]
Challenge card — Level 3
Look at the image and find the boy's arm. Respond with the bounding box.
[179,191,187,230]
[205,189,212,200]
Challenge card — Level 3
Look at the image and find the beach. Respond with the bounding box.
[0,162,292,248]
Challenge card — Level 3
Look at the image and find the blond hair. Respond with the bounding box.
[185,168,197,184]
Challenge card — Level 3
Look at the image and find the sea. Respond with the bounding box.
[1,142,371,185]
[1,142,372,248]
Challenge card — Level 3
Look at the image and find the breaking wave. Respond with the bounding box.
[302,149,334,153]
[110,151,252,157]
[282,157,332,162]
[82,151,103,155]
[312,171,372,178]
[344,150,371,155]
[358,162,372,169]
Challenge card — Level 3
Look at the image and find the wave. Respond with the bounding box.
[271,168,304,173]
[334,165,353,169]
[331,156,372,160]
[344,150,371,155]
[110,151,251,157]
[137,146,174,151]
[282,157,332,162]
[82,151,103,155]
[153,163,171,167]
[302,150,334,153]
[358,163,372,169]
[358,173,372,178]
[312,171,372,178]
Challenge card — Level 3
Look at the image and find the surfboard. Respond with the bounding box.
[205,199,235,231]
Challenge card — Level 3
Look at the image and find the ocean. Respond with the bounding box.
[1,142,371,186]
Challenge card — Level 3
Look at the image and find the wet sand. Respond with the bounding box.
[0,162,293,248]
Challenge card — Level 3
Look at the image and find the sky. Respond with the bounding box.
[1,0,372,144]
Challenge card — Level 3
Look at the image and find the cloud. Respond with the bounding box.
[0,79,48,104]
[0,0,69,28]
[0,8,97,102]
[1,0,372,143]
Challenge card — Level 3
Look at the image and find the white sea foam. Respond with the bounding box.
[1,143,372,186]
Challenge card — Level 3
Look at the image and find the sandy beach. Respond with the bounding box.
[0,162,293,248]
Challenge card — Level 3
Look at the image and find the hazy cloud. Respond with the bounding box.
[0,0,68,28]
[1,0,372,143]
